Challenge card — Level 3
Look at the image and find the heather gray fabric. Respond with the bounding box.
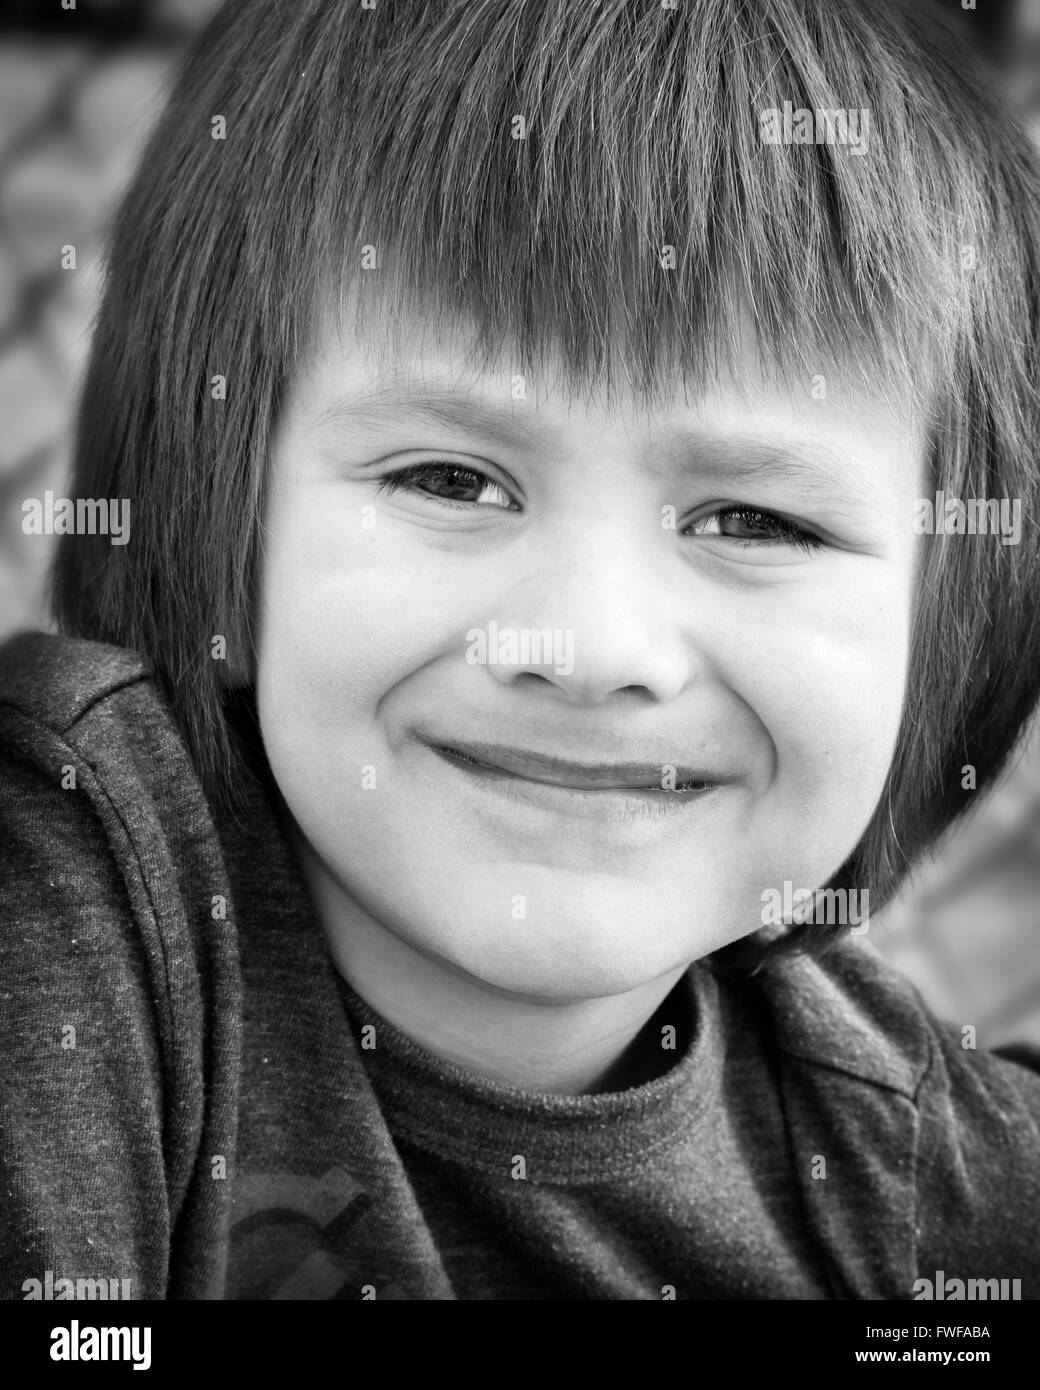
[1,631,1039,1301]
[332,969,830,1299]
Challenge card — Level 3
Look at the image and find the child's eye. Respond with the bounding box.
[374,462,519,511]
[685,506,823,554]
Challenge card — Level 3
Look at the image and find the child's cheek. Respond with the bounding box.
[743,564,913,833]
[259,475,456,644]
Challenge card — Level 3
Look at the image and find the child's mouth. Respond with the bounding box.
[421,740,730,834]
[433,742,712,794]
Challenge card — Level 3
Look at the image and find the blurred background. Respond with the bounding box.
[0,0,1039,1050]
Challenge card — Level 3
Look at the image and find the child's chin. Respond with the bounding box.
[431,894,736,1001]
[451,941,698,1002]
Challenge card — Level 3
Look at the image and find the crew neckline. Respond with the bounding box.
[335,966,724,1185]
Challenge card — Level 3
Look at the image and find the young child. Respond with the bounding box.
[3,0,1040,1301]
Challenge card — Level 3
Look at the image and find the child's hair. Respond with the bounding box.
[51,0,1040,951]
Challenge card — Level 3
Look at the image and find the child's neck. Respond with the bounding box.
[330,918,685,1094]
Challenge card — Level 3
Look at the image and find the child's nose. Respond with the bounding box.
[481,523,702,707]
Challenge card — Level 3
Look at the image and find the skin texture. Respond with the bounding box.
[254,310,926,1093]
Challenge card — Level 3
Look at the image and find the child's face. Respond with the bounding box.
[255,310,925,999]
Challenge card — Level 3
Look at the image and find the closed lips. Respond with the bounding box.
[427,741,715,791]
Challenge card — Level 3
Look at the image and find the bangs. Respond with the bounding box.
[249,0,1005,414]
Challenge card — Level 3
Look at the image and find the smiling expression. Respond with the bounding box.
[254,311,925,1000]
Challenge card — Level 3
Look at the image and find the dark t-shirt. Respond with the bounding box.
[1,632,1039,1300]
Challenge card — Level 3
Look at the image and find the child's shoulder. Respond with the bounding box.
[0,629,149,732]
[746,934,1040,1286]
[752,933,937,1095]
[0,627,235,1002]
[0,628,202,812]
[0,627,232,957]
[757,929,1040,1112]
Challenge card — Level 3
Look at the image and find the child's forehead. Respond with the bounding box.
[298,303,923,466]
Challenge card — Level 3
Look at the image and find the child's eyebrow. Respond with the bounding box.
[310,380,548,451]
[311,381,891,513]
[656,434,887,515]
